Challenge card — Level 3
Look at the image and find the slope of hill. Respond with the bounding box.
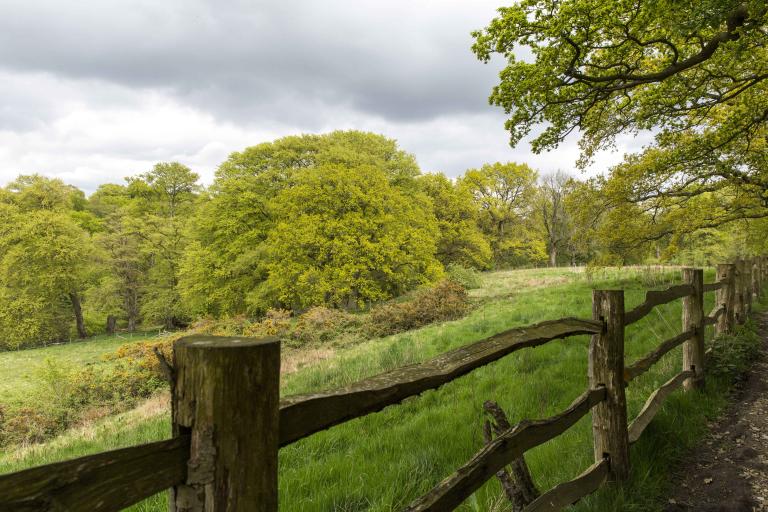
[3,266,757,511]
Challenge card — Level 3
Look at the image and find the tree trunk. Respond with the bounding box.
[548,244,557,267]
[70,292,87,339]
[125,287,139,332]
[106,315,117,335]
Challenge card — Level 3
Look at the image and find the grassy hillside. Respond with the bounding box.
[1,266,757,511]
[0,331,159,407]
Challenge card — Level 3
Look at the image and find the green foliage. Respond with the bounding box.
[290,307,361,347]
[264,164,441,310]
[0,180,96,348]
[473,1,768,258]
[472,0,767,162]
[459,162,545,267]
[4,135,764,354]
[706,321,761,379]
[445,263,483,290]
[418,173,492,270]
[242,309,292,338]
[181,131,441,315]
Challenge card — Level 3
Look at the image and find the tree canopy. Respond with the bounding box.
[473,0,767,162]
[474,0,768,248]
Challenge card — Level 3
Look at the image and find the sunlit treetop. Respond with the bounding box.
[473,0,768,164]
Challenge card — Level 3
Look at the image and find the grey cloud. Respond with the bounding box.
[0,0,505,126]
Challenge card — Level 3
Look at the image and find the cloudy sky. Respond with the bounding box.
[0,0,646,193]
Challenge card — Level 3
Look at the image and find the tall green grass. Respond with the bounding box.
[1,267,759,511]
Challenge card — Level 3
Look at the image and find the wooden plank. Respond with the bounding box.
[624,329,694,383]
[0,436,188,512]
[703,281,724,293]
[628,370,693,444]
[624,284,694,326]
[708,305,725,321]
[521,458,609,512]
[280,317,602,446]
[404,387,607,512]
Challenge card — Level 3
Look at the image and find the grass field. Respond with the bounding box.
[0,331,159,407]
[1,266,758,511]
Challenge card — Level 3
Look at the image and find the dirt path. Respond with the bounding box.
[664,313,768,512]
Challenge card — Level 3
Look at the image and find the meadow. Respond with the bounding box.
[0,330,159,407]
[0,266,759,511]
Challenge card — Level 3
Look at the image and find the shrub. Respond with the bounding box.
[2,406,63,445]
[0,342,171,448]
[207,314,251,336]
[367,280,470,337]
[446,263,483,289]
[290,307,361,346]
[243,309,292,338]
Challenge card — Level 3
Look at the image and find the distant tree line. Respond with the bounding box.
[0,130,762,349]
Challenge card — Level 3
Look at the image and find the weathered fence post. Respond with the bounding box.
[747,258,755,313]
[735,259,746,324]
[716,263,736,336]
[589,290,630,481]
[682,268,705,390]
[751,257,759,304]
[743,258,750,316]
[171,336,280,512]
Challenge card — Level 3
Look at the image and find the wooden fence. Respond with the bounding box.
[0,257,765,512]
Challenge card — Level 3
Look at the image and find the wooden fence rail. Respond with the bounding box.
[404,388,607,511]
[0,256,764,512]
[279,317,602,446]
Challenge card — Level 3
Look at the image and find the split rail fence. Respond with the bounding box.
[0,257,766,512]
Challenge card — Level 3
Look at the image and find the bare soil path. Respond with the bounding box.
[664,313,768,512]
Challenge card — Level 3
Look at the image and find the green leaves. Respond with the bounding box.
[473,0,767,162]
[264,164,440,310]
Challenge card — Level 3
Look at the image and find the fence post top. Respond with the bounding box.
[175,335,281,350]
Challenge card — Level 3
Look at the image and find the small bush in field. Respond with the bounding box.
[243,309,292,338]
[367,280,470,337]
[208,314,250,336]
[2,406,64,445]
[290,307,361,346]
[446,263,483,289]
[0,341,171,448]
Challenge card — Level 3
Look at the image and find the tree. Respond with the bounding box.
[263,164,441,310]
[87,184,147,332]
[459,162,544,266]
[125,163,199,329]
[180,131,430,316]
[0,179,95,347]
[536,171,572,267]
[474,1,768,252]
[418,173,492,269]
[473,1,767,163]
